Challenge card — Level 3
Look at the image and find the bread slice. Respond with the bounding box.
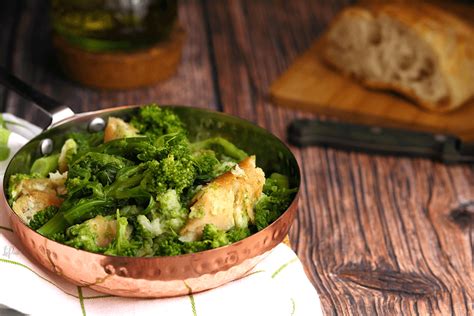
[322,3,474,112]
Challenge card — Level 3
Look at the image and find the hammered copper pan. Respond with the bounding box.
[0,67,300,298]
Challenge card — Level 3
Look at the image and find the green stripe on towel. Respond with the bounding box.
[271,257,298,279]
[77,286,86,316]
[184,281,198,316]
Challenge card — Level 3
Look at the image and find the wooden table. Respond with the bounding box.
[1,1,473,314]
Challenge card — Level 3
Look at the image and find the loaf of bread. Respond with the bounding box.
[322,3,474,112]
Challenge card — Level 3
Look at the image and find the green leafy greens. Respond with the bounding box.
[7,104,296,257]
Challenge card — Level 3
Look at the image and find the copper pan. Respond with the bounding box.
[0,67,300,298]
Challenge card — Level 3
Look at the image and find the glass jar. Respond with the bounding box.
[51,0,178,52]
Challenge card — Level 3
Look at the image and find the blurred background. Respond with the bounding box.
[0,0,355,128]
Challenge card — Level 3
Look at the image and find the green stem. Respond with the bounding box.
[63,199,109,224]
[37,212,68,237]
[190,137,248,161]
[30,154,59,177]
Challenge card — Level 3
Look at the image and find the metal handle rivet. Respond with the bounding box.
[39,139,53,155]
[88,117,106,132]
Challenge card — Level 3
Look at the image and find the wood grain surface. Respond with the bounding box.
[1,1,473,315]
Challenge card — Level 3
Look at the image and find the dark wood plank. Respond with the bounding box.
[0,0,22,109]
[3,0,217,122]
[204,0,474,315]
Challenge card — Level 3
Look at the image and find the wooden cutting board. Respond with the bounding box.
[269,33,474,142]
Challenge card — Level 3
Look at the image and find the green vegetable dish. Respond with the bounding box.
[7,105,296,257]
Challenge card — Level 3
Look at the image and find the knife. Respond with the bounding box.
[287,119,474,163]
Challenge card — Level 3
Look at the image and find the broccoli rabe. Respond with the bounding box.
[130,104,185,138]
[8,104,296,257]
[191,149,238,182]
[28,206,59,230]
[254,173,297,231]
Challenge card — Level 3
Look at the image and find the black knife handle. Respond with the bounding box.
[287,119,469,163]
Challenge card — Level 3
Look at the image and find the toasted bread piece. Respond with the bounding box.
[104,117,139,143]
[16,174,67,197]
[85,216,118,248]
[13,191,62,223]
[180,156,265,242]
[323,3,474,112]
[12,174,67,223]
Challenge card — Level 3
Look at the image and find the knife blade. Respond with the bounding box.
[287,118,474,163]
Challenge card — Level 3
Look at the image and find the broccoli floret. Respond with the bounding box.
[135,237,154,257]
[154,132,191,160]
[141,155,196,195]
[151,225,230,256]
[192,149,221,181]
[157,190,182,214]
[99,133,190,163]
[30,154,59,177]
[101,140,195,197]
[226,226,251,243]
[201,224,230,248]
[50,232,66,243]
[155,189,187,231]
[153,234,185,256]
[130,104,185,138]
[28,206,59,230]
[160,155,196,193]
[254,173,297,231]
[185,224,232,252]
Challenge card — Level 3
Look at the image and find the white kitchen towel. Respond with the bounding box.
[0,114,322,316]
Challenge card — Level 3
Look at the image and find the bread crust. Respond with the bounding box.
[322,3,474,112]
[179,156,265,242]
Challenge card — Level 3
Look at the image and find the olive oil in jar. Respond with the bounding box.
[51,0,177,52]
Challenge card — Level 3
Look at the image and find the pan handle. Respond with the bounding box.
[0,65,75,129]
